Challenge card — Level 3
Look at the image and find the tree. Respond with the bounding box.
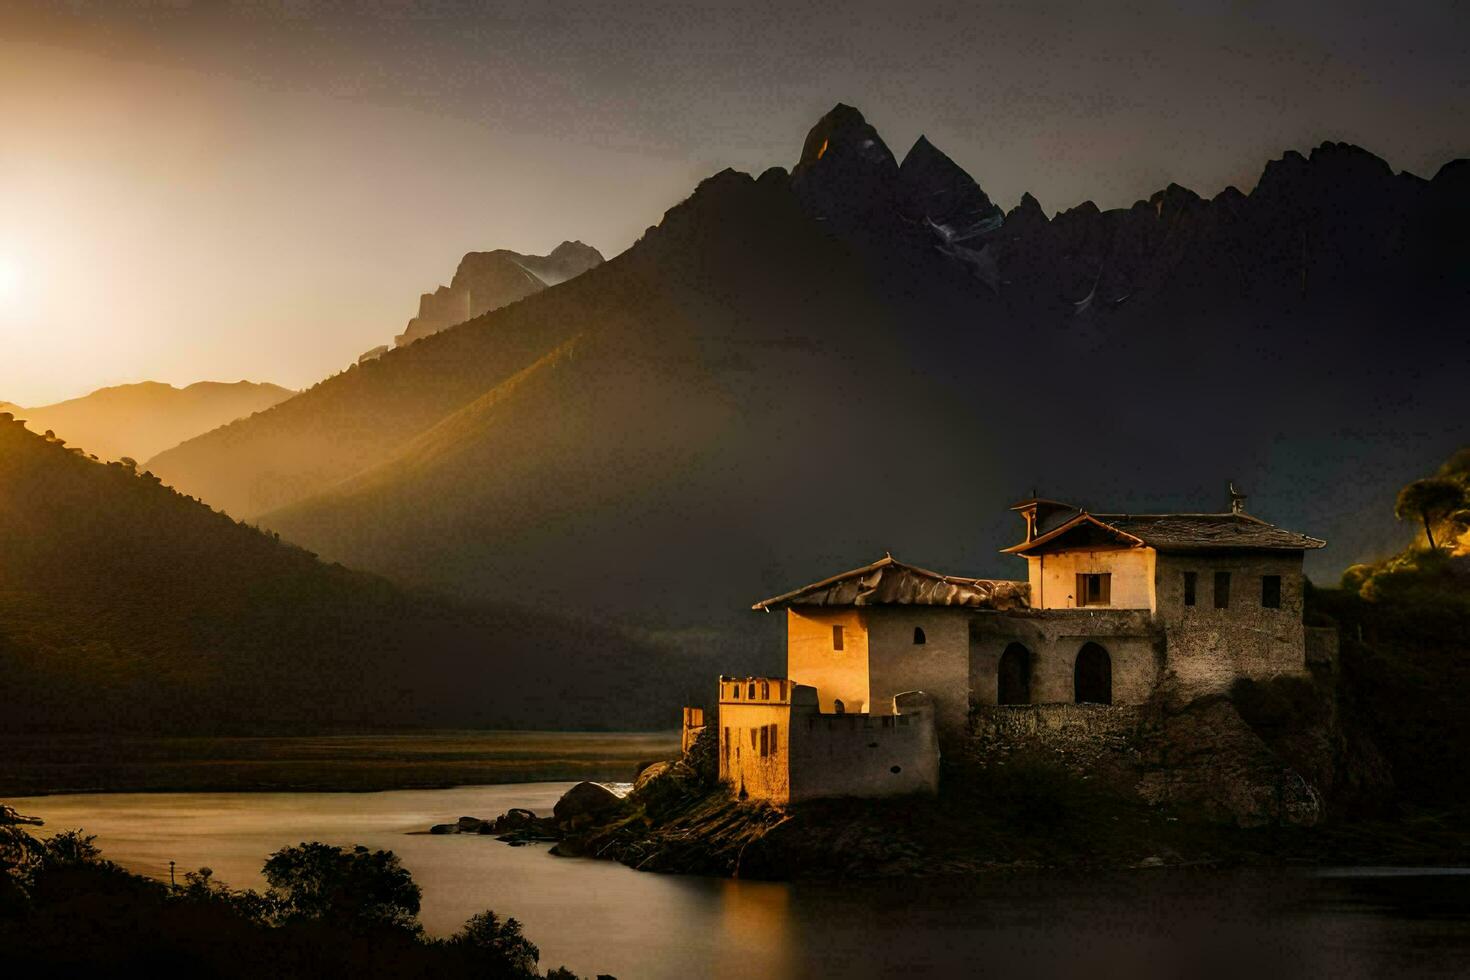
[446,910,541,977]
[1395,477,1467,550]
[261,842,421,933]
[43,830,100,867]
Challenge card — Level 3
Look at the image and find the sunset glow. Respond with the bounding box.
[1,4,1468,977]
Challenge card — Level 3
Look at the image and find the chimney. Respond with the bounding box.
[1228,482,1248,515]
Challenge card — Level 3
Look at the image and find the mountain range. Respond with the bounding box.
[144,104,1468,656]
[2,381,293,463]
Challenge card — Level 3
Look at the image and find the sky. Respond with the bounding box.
[0,1,1465,406]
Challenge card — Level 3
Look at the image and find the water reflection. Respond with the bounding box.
[13,787,1470,979]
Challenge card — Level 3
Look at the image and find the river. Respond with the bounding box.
[13,784,1470,979]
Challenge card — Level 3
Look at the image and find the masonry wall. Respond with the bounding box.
[865,607,971,740]
[787,690,939,802]
[786,608,870,714]
[968,610,1162,707]
[1153,551,1308,690]
[1026,547,1156,611]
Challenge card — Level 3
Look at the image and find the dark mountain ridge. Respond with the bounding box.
[0,416,707,733]
[147,106,1468,651]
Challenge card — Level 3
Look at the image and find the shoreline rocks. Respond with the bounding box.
[424,781,634,844]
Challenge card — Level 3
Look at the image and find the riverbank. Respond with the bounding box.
[540,728,1470,879]
[0,731,678,796]
[13,783,1470,978]
[561,778,1470,878]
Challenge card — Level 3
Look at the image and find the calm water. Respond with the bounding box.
[13,785,1470,979]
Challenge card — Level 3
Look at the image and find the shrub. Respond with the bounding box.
[445,910,541,977]
[262,842,421,933]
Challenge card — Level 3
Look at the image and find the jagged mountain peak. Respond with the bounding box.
[1253,141,1397,204]
[793,103,896,174]
[394,239,604,349]
[1433,158,1470,186]
[897,134,1003,244]
[1146,182,1204,220]
[1306,140,1394,178]
[790,104,898,228]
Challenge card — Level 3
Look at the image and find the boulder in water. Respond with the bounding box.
[553,781,630,822]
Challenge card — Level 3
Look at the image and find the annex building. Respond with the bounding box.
[699,491,1326,804]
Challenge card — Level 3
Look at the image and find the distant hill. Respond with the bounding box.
[392,241,604,350]
[148,105,1470,646]
[5,381,294,462]
[0,415,710,733]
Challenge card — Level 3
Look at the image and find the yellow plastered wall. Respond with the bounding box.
[785,608,870,713]
[718,699,791,803]
[1026,547,1156,611]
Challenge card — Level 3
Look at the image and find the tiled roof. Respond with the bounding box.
[753,555,1029,611]
[1093,513,1326,551]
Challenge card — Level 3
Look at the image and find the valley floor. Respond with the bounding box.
[0,731,679,796]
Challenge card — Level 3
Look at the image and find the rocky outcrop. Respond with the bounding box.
[425,781,633,842]
[1134,695,1323,828]
[394,241,604,348]
[552,781,630,823]
[0,805,42,827]
[967,668,1394,830]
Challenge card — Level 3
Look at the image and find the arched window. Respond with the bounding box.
[913,626,926,645]
[997,642,1031,705]
[1074,642,1112,705]
[748,682,757,699]
[760,680,770,699]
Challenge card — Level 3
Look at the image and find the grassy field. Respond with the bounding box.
[0,730,681,796]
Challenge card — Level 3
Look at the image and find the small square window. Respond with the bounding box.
[1076,572,1111,607]
[1262,575,1282,609]
[1214,571,1231,609]
[1183,571,1197,607]
[832,624,845,651]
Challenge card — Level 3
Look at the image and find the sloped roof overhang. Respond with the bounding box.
[1000,512,1146,555]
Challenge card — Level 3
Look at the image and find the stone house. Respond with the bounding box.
[700,491,1326,804]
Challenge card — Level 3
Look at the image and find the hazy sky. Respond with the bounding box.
[1,1,1465,405]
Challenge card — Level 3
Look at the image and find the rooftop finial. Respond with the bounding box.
[1229,481,1248,515]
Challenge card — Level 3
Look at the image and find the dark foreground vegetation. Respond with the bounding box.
[0,818,605,979]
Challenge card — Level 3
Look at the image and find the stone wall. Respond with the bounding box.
[865,607,971,740]
[787,690,939,802]
[682,706,706,754]
[718,681,939,804]
[968,610,1162,707]
[968,703,1143,773]
[1306,627,1339,671]
[1154,552,1308,691]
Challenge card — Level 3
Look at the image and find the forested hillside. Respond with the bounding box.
[0,416,709,733]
